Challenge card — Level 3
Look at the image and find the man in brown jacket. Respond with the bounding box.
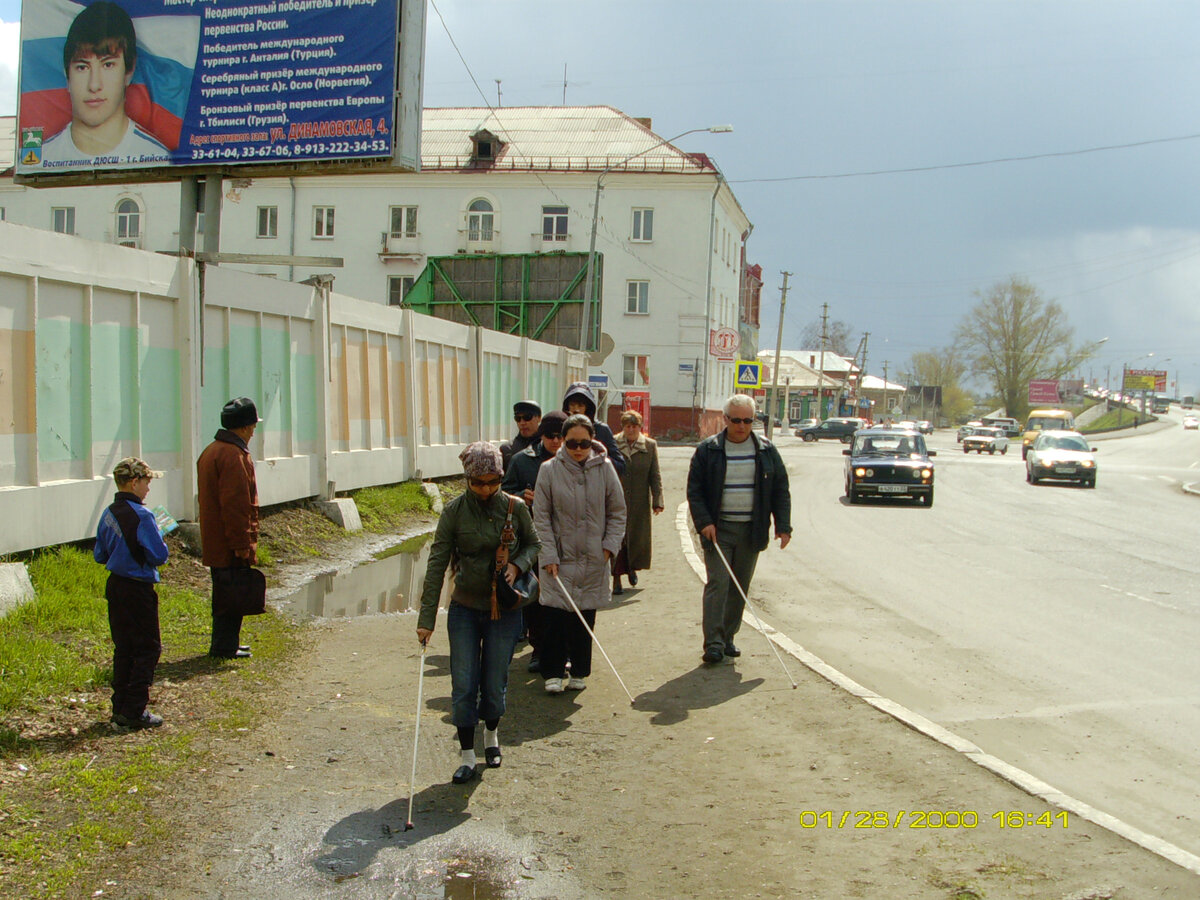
[197,397,261,659]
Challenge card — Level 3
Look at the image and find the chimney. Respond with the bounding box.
[634,117,652,130]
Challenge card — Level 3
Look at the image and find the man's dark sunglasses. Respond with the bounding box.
[513,413,537,422]
[726,416,755,425]
[563,439,592,450]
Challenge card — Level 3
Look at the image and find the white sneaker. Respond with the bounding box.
[544,677,564,694]
[566,677,586,691]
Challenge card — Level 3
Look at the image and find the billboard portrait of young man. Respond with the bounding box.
[41,1,169,163]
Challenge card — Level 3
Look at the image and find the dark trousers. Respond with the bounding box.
[540,606,596,680]
[209,566,245,655]
[701,519,759,651]
[523,600,546,652]
[106,574,162,718]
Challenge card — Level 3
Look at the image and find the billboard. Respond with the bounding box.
[1123,369,1167,392]
[16,0,420,180]
[1028,379,1061,404]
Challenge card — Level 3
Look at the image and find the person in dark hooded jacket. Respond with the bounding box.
[562,382,625,476]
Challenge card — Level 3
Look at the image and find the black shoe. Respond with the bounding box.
[209,649,251,659]
[527,654,541,674]
[724,643,741,658]
[452,764,478,784]
[113,710,164,730]
[613,584,625,596]
[484,747,502,768]
[702,647,724,664]
[628,571,638,586]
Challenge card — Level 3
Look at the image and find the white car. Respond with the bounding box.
[1025,430,1097,488]
[1183,415,1198,430]
[961,427,1008,455]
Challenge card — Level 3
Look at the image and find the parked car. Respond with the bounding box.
[981,415,1021,436]
[1183,415,1199,430]
[797,417,867,443]
[1025,430,1097,487]
[792,418,820,435]
[916,420,934,434]
[961,427,1009,455]
[957,421,983,443]
[843,427,936,507]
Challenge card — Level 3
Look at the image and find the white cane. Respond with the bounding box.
[404,641,427,831]
[552,573,636,706]
[710,541,798,689]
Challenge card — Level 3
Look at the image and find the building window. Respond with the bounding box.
[626,280,649,315]
[52,207,75,234]
[115,199,140,247]
[542,205,568,242]
[390,205,418,238]
[257,206,278,239]
[467,199,494,242]
[388,275,416,306]
[623,354,650,388]
[631,208,653,242]
[313,206,335,239]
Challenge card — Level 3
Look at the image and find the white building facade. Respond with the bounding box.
[1,106,755,437]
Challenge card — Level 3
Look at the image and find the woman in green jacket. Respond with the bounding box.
[417,442,541,784]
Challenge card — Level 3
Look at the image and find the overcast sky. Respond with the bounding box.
[3,1,1200,393]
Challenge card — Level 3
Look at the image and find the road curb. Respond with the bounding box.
[674,501,1200,877]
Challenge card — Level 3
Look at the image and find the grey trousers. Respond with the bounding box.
[701,519,759,650]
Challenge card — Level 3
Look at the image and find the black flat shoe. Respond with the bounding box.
[628,571,638,586]
[702,647,723,664]
[484,747,502,768]
[452,764,478,784]
[613,585,625,596]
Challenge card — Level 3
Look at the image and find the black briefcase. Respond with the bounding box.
[213,566,267,616]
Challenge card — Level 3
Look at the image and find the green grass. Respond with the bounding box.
[352,481,433,532]
[1079,408,1151,432]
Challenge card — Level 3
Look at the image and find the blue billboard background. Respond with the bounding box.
[17,0,399,175]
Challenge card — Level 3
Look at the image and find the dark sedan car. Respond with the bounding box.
[843,427,936,507]
[797,417,867,443]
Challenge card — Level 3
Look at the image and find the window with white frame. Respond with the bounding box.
[467,198,494,242]
[257,206,278,239]
[388,275,416,306]
[313,206,335,238]
[52,207,75,234]
[390,205,418,238]
[542,205,568,241]
[626,280,649,315]
[116,199,140,246]
[623,354,650,388]
[631,208,654,242]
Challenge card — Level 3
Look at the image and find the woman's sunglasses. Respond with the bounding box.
[563,439,592,450]
[469,477,502,487]
[726,416,755,425]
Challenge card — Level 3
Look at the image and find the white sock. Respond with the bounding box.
[484,727,499,750]
[461,748,477,768]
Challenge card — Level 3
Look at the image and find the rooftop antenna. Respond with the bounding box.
[494,79,502,108]
[563,63,568,105]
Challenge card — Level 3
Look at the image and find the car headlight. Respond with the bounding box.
[1081,460,1094,468]
[854,467,866,477]
[920,469,932,479]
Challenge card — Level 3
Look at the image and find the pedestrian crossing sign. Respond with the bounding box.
[735,361,762,388]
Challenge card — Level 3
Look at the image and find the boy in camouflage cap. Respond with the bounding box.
[94,457,169,729]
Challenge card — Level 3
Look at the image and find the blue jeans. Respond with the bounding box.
[446,601,523,728]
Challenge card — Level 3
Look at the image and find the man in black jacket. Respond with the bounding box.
[500,400,542,471]
[687,394,791,664]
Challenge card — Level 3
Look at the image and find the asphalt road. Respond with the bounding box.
[664,412,1200,859]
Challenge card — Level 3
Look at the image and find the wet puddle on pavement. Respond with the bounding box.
[441,854,513,898]
[274,533,447,619]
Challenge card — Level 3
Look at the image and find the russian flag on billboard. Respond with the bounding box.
[19,0,199,151]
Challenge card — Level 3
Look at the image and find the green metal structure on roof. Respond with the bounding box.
[401,251,601,352]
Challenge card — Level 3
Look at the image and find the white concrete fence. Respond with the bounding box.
[0,221,585,556]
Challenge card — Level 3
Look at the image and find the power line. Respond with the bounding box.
[728,132,1200,183]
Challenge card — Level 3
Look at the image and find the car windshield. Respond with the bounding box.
[854,434,924,456]
[1040,436,1089,452]
[1027,416,1068,431]
[975,428,1002,438]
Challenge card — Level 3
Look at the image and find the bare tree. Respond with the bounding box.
[799,318,854,356]
[954,276,1095,420]
[906,348,973,424]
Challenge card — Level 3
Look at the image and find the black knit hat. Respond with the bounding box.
[538,410,568,438]
[220,397,261,429]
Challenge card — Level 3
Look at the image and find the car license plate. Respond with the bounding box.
[878,485,907,493]
[1056,466,1077,474]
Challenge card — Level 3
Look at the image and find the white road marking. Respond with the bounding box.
[1157,475,1177,484]
[1099,583,1182,612]
[673,501,1200,876]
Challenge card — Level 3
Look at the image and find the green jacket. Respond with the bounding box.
[418,490,541,631]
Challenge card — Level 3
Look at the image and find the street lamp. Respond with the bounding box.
[579,124,733,352]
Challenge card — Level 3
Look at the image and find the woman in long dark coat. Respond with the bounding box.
[612,410,664,594]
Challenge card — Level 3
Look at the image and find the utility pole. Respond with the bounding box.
[815,302,829,420]
[882,361,889,423]
[766,271,791,440]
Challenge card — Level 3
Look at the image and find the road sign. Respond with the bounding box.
[735,360,762,389]
[587,373,609,389]
[710,327,740,360]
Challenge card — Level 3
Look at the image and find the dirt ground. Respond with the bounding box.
[127,475,1200,900]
